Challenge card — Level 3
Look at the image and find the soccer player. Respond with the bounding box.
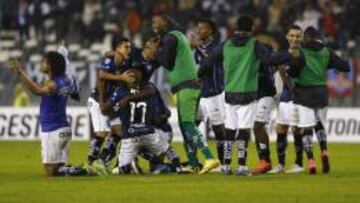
[252,44,277,174]
[201,15,301,175]
[289,26,350,174]
[103,68,185,174]
[270,25,305,174]
[151,14,220,173]
[193,18,226,172]
[87,37,134,166]
[9,52,80,176]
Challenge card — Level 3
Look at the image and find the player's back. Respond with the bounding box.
[111,83,164,138]
[40,76,75,132]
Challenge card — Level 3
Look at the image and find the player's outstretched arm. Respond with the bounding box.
[9,59,56,96]
[328,51,350,73]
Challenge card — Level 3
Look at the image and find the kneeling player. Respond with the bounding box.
[9,51,82,176]
[103,68,185,174]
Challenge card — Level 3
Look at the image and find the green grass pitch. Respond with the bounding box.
[0,141,359,203]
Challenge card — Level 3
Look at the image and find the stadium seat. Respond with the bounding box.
[87,54,101,62]
[25,39,38,49]
[78,49,91,58]
[29,54,42,63]
[45,44,58,52]
[0,52,10,63]
[68,44,81,53]
[90,43,104,53]
[9,50,23,58]
[1,40,16,49]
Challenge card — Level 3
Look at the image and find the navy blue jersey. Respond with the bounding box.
[258,63,276,99]
[258,45,276,98]
[280,83,293,102]
[109,83,167,138]
[131,55,161,82]
[194,39,224,97]
[40,76,77,132]
[90,56,128,101]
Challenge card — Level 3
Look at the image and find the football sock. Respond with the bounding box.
[99,134,121,163]
[181,122,214,159]
[237,130,250,166]
[88,136,104,164]
[224,129,236,166]
[180,124,200,168]
[56,165,88,176]
[302,129,314,160]
[254,122,271,162]
[315,122,327,152]
[276,133,288,166]
[165,147,181,167]
[294,133,304,167]
[213,125,225,165]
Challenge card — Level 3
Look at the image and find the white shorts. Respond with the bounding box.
[197,92,225,126]
[224,101,257,130]
[40,127,71,164]
[109,117,122,127]
[87,97,110,132]
[276,101,297,126]
[118,130,169,167]
[255,96,276,123]
[293,104,327,128]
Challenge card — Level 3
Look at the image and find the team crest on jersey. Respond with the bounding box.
[104,58,111,65]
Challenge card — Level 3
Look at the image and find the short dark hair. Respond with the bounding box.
[112,36,130,50]
[153,13,176,25]
[198,18,217,34]
[236,15,253,32]
[45,51,66,79]
[286,24,302,34]
[304,26,318,39]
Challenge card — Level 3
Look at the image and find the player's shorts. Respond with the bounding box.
[176,88,201,123]
[118,130,169,167]
[255,96,276,123]
[276,101,297,126]
[224,101,257,130]
[197,92,225,126]
[87,97,110,132]
[293,104,327,128]
[109,117,122,127]
[40,127,71,164]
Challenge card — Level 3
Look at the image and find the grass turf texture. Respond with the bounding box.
[0,141,359,203]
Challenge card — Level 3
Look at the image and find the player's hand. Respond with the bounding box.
[190,35,201,48]
[120,71,135,84]
[289,48,300,58]
[9,58,22,75]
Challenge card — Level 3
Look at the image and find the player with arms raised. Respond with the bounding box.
[9,52,80,176]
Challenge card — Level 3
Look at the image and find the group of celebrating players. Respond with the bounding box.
[9,13,350,177]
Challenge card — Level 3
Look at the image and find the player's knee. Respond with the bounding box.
[302,127,313,135]
[212,124,225,140]
[314,121,324,132]
[95,131,108,139]
[276,124,289,134]
[290,126,300,135]
[254,121,265,134]
[225,129,236,140]
[111,125,122,137]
